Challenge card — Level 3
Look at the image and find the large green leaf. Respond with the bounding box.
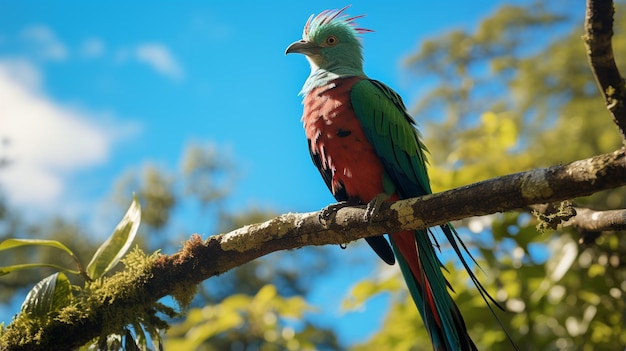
[21,272,73,317]
[87,196,141,279]
[0,263,80,277]
[0,238,83,276]
[0,238,74,253]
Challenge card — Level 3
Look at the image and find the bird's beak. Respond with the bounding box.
[285,40,321,55]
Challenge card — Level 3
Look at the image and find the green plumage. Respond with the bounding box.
[351,78,476,350]
[351,79,431,198]
[287,7,515,351]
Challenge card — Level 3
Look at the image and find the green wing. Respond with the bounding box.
[350,79,431,198]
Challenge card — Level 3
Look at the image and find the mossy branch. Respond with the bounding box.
[1,147,625,351]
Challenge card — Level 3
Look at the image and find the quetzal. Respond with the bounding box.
[286,7,495,351]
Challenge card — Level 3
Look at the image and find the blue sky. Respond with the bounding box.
[0,1,537,218]
[0,0,541,346]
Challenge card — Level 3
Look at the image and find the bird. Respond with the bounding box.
[286,6,501,351]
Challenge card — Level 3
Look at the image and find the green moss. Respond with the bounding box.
[533,200,576,233]
[0,246,185,349]
[170,280,197,312]
[0,312,49,347]
[85,247,164,337]
[54,304,89,325]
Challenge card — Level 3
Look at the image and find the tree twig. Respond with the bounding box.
[584,0,626,140]
[565,207,626,232]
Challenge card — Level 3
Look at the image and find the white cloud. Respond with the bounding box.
[20,25,68,61]
[80,38,105,58]
[0,59,120,209]
[1,58,41,90]
[135,43,184,80]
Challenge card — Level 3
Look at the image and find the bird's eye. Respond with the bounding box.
[326,35,337,46]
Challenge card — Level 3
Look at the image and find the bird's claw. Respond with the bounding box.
[364,193,391,222]
[319,201,350,228]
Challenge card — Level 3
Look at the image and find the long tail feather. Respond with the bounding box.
[438,223,519,350]
[391,230,477,351]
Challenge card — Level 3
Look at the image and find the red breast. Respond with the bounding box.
[302,77,388,203]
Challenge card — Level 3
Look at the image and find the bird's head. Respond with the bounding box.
[286,6,371,74]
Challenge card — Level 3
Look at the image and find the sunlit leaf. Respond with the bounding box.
[0,238,84,276]
[587,263,606,278]
[276,295,310,319]
[0,263,80,277]
[166,305,244,350]
[252,284,277,306]
[343,276,401,310]
[21,272,73,317]
[87,195,141,279]
[0,238,75,255]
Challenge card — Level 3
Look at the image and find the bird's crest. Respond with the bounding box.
[303,5,373,40]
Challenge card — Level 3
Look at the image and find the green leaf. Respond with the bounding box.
[0,238,76,255]
[87,195,141,279]
[342,276,401,310]
[0,238,84,276]
[21,272,73,317]
[0,263,80,277]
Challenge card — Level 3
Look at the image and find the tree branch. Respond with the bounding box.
[2,148,625,351]
[584,0,626,140]
[565,207,626,232]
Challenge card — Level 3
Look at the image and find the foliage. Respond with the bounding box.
[1,142,342,350]
[0,211,97,303]
[110,145,340,349]
[0,197,170,350]
[87,195,141,280]
[0,239,83,277]
[166,284,338,351]
[408,3,623,192]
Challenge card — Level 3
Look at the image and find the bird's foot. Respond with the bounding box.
[319,201,351,228]
[364,193,391,222]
